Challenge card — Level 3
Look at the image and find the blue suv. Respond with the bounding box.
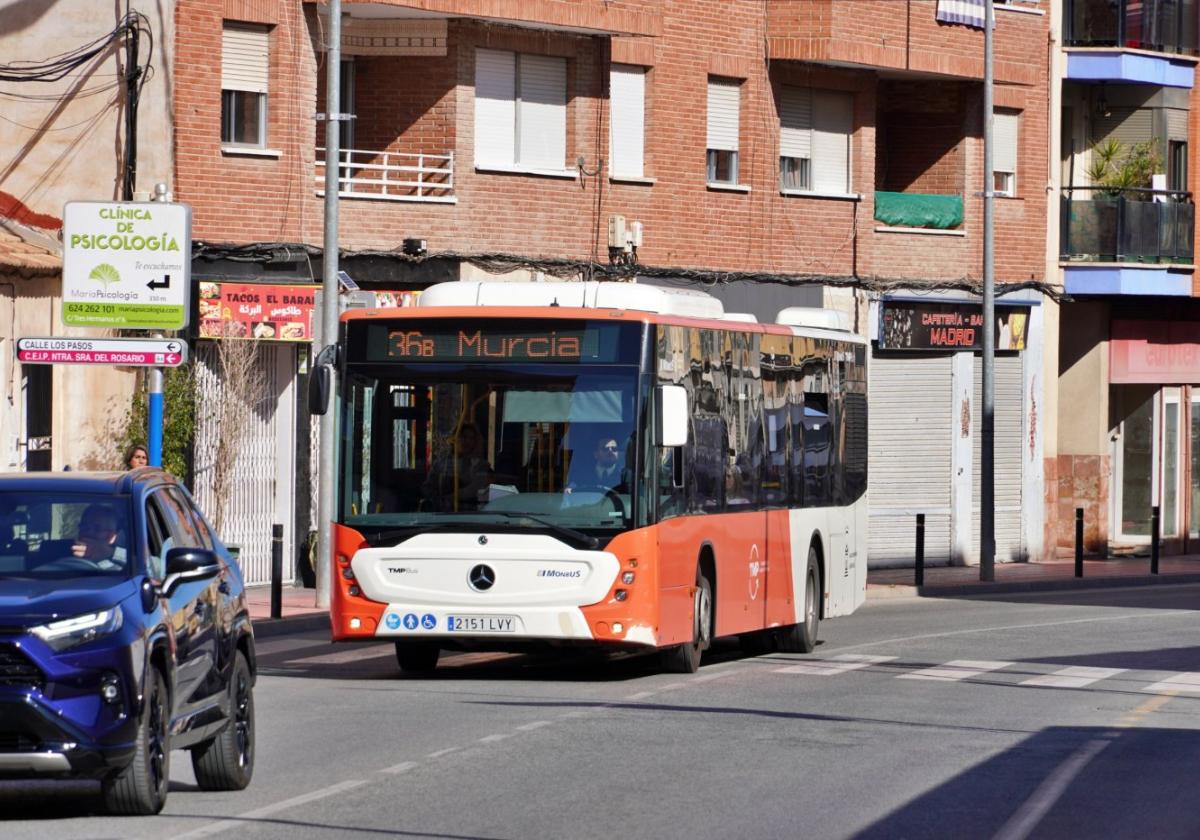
[0,470,256,814]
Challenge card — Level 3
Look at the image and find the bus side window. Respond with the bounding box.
[803,391,832,507]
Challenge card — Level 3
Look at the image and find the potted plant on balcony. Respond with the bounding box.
[1081,139,1166,262]
[1086,138,1160,195]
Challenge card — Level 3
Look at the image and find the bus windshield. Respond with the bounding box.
[339,364,647,538]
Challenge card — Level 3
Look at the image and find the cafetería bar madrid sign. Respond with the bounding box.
[878,300,1031,351]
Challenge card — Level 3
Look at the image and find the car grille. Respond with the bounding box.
[0,644,44,690]
[0,732,41,752]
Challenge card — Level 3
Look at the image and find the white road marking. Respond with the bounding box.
[899,659,1012,682]
[991,735,1114,840]
[427,747,459,758]
[479,733,511,743]
[381,761,419,774]
[516,720,553,731]
[1144,672,1200,694]
[284,647,394,665]
[775,654,897,676]
[1020,666,1125,689]
[172,779,369,839]
[657,682,685,691]
[625,691,655,700]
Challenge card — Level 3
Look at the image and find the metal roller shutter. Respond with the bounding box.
[972,354,1026,563]
[868,354,954,567]
[222,24,269,93]
[517,54,567,170]
[1092,108,1154,148]
[707,78,741,152]
[474,48,516,167]
[779,87,812,159]
[813,90,853,194]
[609,65,646,178]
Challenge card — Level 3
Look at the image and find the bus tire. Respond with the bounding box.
[662,568,712,674]
[778,548,820,654]
[395,641,440,674]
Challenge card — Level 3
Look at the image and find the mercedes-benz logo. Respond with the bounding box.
[468,564,495,592]
[478,535,488,545]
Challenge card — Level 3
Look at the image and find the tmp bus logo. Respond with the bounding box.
[468,564,496,592]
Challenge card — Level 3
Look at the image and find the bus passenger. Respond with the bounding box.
[422,424,492,511]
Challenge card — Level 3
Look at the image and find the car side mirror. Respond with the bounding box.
[162,547,221,596]
[655,385,689,448]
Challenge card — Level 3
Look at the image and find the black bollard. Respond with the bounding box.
[1075,508,1084,578]
[915,513,926,587]
[271,523,284,619]
[1151,505,1160,575]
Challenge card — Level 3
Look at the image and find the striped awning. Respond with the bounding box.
[935,0,986,29]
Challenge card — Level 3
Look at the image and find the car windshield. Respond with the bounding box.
[339,363,648,538]
[0,493,132,579]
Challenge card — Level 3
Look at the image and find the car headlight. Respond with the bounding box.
[31,607,124,652]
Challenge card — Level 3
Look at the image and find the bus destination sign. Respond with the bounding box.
[360,320,638,364]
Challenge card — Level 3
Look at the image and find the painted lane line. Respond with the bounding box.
[284,647,394,666]
[427,747,459,758]
[516,720,553,732]
[625,691,655,700]
[479,733,511,743]
[775,654,897,676]
[1020,666,1126,689]
[173,779,369,839]
[991,735,1115,840]
[381,761,419,774]
[1144,671,1200,694]
[898,659,1013,682]
[657,682,685,692]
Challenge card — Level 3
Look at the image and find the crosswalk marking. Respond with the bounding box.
[1020,666,1125,689]
[898,659,1012,682]
[775,654,897,676]
[1144,672,1200,694]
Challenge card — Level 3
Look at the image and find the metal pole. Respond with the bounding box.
[315,1,342,610]
[1151,505,1160,575]
[915,513,926,587]
[980,0,996,583]
[147,182,171,467]
[271,522,283,619]
[1075,507,1084,577]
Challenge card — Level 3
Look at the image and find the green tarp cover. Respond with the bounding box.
[874,191,963,229]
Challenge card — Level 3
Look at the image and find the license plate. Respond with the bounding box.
[447,614,517,633]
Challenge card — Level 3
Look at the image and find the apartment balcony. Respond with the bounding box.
[315,148,455,203]
[766,0,1045,85]
[1066,0,1199,55]
[1060,187,1194,263]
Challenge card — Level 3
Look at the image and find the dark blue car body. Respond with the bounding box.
[0,470,255,812]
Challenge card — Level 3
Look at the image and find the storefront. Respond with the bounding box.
[867,294,1045,568]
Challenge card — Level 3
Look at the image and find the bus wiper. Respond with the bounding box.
[485,512,600,550]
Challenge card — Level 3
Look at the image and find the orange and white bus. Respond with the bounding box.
[317,281,867,673]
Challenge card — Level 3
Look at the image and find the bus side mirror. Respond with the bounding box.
[308,365,330,415]
[655,385,689,448]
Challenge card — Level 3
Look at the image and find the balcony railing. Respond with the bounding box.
[315,148,456,203]
[1060,187,1195,264]
[1065,0,1199,55]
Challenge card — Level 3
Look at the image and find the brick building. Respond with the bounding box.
[170,0,1056,574]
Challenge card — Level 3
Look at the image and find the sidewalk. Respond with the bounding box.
[243,554,1200,636]
[867,554,1200,599]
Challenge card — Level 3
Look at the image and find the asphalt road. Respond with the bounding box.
[5,584,1200,839]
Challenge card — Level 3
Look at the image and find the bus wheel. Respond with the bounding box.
[395,641,440,674]
[662,569,712,674]
[778,548,820,654]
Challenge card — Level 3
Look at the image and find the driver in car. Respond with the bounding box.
[71,504,125,570]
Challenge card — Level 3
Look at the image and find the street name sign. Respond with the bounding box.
[17,337,188,367]
[62,201,192,330]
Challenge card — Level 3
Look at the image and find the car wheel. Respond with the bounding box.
[191,650,255,790]
[662,568,712,674]
[395,641,440,674]
[102,667,170,815]
[777,548,821,654]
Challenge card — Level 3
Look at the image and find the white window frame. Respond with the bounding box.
[221,22,269,150]
[609,64,647,180]
[707,77,742,188]
[994,109,1019,198]
[474,48,572,177]
[779,87,855,197]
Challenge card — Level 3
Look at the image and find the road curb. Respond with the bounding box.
[252,612,330,638]
[867,572,1200,600]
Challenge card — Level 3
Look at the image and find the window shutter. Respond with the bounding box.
[517,54,567,169]
[779,87,813,159]
[812,90,853,193]
[221,23,269,94]
[707,78,740,152]
[610,64,646,178]
[1166,108,1189,141]
[475,48,516,167]
[994,110,1019,174]
[1092,107,1154,147]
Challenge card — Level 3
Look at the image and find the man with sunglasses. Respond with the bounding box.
[71,504,126,570]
